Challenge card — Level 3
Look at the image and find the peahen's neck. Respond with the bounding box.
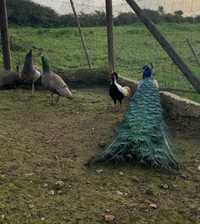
[23,55,33,72]
[42,59,50,73]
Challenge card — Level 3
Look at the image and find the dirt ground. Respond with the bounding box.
[0,87,199,224]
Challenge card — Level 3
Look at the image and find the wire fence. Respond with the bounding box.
[114,23,200,92]
[3,0,200,101]
[64,0,200,93]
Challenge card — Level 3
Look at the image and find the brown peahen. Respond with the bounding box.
[41,56,73,104]
[21,50,41,95]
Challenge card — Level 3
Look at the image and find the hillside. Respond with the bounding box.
[33,0,200,16]
[5,0,200,27]
[7,0,60,27]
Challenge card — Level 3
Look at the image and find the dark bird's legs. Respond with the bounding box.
[112,99,123,113]
[113,102,120,112]
[118,99,123,112]
[112,99,117,112]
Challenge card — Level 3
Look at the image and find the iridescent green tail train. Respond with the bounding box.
[94,78,178,170]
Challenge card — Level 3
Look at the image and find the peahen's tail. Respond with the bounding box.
[94,78,178,170]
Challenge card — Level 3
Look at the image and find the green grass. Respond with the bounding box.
[0,88,199,224]
[0,23,200,101]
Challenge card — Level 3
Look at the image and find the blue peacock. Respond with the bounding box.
[94,65,178,170]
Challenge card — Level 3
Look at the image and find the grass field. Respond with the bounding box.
[0,23,200,101]
[0,88,199,224]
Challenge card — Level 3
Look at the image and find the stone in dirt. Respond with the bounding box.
[96,169,104,174]
[102,213,116,223]
[160,183,169,189]
[55,180,65,190]
[149,203,158,209]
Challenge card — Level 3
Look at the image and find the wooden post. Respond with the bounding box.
[69,0,92,69]
[106,0,115,73]
[125,0,200,93]
[0,0,11,70]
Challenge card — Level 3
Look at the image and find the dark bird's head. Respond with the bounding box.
[41,56,50,73]
[111,72,119,82]
[142,65,152,79]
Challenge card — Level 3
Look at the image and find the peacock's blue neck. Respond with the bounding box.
[42,64,50,73]
[42,57,50,73]
[143,68,152,79]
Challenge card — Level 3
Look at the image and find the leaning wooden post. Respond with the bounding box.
[0,0,11,70]
[125,0,200,93]
[106,0,115,73]
[69,0,92,69]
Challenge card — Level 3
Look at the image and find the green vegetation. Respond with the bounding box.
[7,0,106,27]
[1,23,199,101]
[6,0,200,27]
[0,88,199,224]
[7,0,60,27]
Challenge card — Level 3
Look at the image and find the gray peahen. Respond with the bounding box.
[21,50,41,95]
[94,73,178,170]
[41,56,73,104]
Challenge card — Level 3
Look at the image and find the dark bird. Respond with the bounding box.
[109,72,131,111]
[21,50,41,95]
[41,56,73,104]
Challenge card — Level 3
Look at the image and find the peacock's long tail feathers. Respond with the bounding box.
[94,78,178,170]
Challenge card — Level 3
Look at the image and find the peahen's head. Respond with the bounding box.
[25,49,32,59]
[22,50,33,71]
[24,49,33,62]
[142,65,152,79]
[41,56,50,73]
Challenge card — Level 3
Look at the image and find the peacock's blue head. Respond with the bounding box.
[143,65,152,79]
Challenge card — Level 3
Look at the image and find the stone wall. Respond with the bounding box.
[0,69,199,130]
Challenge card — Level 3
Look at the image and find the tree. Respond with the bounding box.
[174,10,183,17]
[174,10,184,23]
[158,6,164,15]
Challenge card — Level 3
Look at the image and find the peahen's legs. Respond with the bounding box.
[55,95,60,104]
[49,93,54,105]
[31,82,35,96]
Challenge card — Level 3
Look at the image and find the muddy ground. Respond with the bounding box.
[0,88,199,224]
